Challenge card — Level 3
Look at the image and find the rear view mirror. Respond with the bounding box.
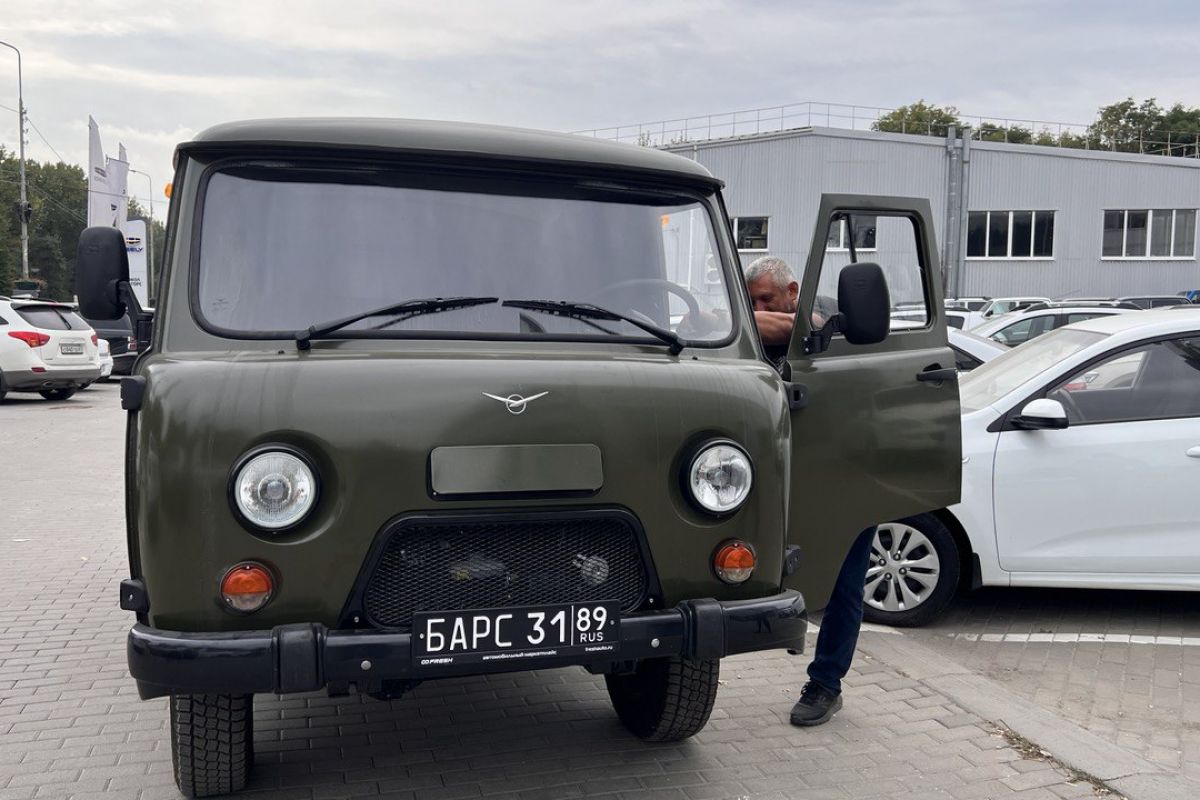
[1012,398,1069,430]
[75,226,129,321]
[837,262,890,345]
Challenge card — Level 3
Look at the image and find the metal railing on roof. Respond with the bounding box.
[571,100,1200,158]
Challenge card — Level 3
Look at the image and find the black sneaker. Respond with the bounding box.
[789,681,843,726]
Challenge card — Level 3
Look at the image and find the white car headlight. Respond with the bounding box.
[687,442,752,514]
[232,449,317,531]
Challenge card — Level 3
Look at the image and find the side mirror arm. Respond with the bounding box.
[802,313,843,356]
[118,281,154,352]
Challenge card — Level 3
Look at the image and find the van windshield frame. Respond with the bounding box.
[189,158,741,350]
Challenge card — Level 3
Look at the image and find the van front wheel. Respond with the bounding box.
[605,656,719,741]
[170,693,253,798]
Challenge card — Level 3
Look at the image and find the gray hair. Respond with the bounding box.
[744,256,795,288]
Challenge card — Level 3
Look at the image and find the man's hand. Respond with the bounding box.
[753,310,795,346]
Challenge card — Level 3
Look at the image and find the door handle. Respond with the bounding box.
[917,367,958,383]
[1187,446,1200,459]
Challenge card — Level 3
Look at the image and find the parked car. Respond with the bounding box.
[1116,294,1193,309]
[0,296,102,401]
[975,296,1051,325]
[75,118,961,797]
[948,328,1006,372]
[945,310,970,329]
[865,308,1200,626]
[81,312,138,375]
[971,305,1129,347]
[945,296,991,312]
[97,338,114,380]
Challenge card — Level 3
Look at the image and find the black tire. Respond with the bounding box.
[170,694,253,798]
[862,513,962,628]
[39,388,76,401]
[605,656,719,741]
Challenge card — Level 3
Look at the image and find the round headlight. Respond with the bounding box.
[233,449,317,531]
[687,442,752,514]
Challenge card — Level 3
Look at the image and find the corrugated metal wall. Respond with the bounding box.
[965,143,1200,298]
[667,128,1200,299]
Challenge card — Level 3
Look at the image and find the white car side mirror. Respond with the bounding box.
[1012,398,1069,430]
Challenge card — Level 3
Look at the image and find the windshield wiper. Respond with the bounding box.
[504,299,684,355]
[295,296,498,350]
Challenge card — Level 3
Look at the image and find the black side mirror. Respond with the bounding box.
[802,263,891,355]
[837,262,890,345]
[75,226,129,321]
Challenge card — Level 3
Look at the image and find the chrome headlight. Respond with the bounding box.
[687,441,752,514]
[232,449,317,531]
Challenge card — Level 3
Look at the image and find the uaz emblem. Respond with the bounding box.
[482,391,549,415]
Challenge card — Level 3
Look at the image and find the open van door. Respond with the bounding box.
[782,195,961,610]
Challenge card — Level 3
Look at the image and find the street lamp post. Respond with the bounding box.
[0,40,29,280]
[128,168,154,296]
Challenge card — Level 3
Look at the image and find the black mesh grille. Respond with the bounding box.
[363,515,650,631]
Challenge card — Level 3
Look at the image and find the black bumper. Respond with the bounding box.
[127,591,807,699]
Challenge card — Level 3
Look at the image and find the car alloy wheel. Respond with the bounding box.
[864,522,941,613]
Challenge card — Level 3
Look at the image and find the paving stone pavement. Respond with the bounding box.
[904,585,1200,781]
[0,385,1107,799]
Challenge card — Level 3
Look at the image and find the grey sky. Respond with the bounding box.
[1,0,1197,213]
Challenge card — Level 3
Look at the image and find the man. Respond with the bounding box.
[743,255,875,727]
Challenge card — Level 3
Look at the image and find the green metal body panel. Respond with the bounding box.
[134,348,790,631]
[782,196,963,609]
[121,124,960,635]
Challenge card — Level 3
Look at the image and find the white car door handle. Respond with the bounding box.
[1187,446,1200,458]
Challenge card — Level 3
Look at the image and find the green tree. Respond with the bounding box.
[872,100,963,137]
[1087,97,1200,156]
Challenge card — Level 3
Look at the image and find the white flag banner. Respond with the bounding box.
[87,116,113,227]
[106,154,129,229]
[113,143,130,229]
[123,219,149,307]
[87,117,129,228]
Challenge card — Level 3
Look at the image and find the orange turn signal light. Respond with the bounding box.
[713,541,755,584]
[220,563,274,612]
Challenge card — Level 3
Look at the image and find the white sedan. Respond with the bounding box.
[971,305,1129,347]
[864,309,1200,626]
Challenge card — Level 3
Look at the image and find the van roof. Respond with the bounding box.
[182,118,722,191]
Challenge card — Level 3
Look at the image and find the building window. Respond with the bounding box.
[733,217,769,251]
[967,211,1054,259]
[1103,209,1196,259]
[825,216,877,251]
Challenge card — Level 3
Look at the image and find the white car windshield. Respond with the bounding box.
[960,328,1107,413]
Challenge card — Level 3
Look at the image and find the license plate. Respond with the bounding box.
[412,601,620,669]
[60,342,83,355]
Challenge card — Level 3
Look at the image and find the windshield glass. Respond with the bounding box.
[197,164,734,345]
[959,328,1107,412]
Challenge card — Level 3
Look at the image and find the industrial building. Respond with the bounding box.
[656,126,1200,301]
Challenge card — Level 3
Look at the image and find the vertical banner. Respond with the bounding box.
[87,116,112,227]
[111,143,130,229]
[87,117,128,228]
[124,219,149,307]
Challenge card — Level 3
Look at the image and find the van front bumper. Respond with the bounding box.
[126,591,807,699]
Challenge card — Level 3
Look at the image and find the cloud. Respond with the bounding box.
[0,0,1196,195]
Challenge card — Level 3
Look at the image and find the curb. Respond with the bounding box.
[855,630,1200,800]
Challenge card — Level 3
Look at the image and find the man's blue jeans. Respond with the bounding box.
[806,526,877,696]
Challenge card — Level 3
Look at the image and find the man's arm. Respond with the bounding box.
[753,310,828,346]
[753,311,795,346]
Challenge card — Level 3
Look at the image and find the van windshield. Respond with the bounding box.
[196,164,735,345]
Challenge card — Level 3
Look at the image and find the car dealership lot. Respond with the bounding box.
[2,386,1195,800]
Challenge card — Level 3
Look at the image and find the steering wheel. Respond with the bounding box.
[1048,388,1083,423]
[589,278,702,321]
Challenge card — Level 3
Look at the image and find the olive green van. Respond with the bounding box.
[76,119,960,797]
